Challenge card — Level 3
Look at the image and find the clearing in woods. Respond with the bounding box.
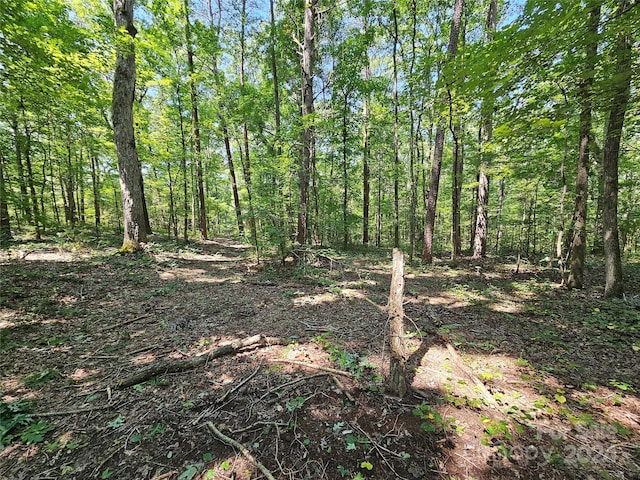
[0,236,639,480]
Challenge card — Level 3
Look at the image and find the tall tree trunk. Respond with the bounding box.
[568,5,600,289]
[297,0,317,245]
[224,122,244,236]
[472,0,497,258]
[451,122,462,258]
[65,140,77,227]
[90,153,101,234]
[392,8,400,249]
[166,156,178,238]
[240,0,258,255]
[422,0,465,263]
[112,0,147,250]
[362,65,371,246]
[175,83,190,242]
[603,0,632,298]
[269,0,282,159]
[494,178,505,252]
[12,115,31,222]
[0,152,12,244]
[183,0,207,240]
[22,116,41,239]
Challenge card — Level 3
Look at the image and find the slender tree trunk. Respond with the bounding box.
[113,0,147,250]
[269,0,282,159]
[12,115,31,222]
[342,91,349,248]
[297,0,317,245]
[494,179,505,252]
[22,118,41,239]
[603,0,632,298]
[240,0,257,255]
[472,0,497,258]
[362,65,371,246]
[175,84,190,242]
[392,8,400,249]
[166,157,178,238]
[567,5,600,289]
[0,152,12,244]
[422,0,465,263]
[451,121,462,258]
[90,153,101,233]
[65,141,77,227]
[183,0,207,240]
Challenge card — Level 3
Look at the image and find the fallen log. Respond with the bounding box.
[114,335,287,389]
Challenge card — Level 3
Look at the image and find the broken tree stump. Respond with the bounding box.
[387,248,409,397]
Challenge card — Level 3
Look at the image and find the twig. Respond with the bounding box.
[259,373,328,401]
[267,359,353,377]
[218,364,262,404]
[207,422,276,480]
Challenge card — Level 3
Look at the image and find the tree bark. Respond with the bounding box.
[567,5,600,289]
[422,0,465,263]
[387,248,408,397]
[297,0,317,245]
[0,152,12,244]
[112,0,147,250]
[183,0,207,240]
[240,0,258,255]
[603,0,632,298]
[472,0,497,259]
[392,8,400,249]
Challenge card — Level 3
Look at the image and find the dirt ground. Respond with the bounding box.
[1,236,639,480]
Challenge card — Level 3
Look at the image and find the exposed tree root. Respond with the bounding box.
[114,335,287,389]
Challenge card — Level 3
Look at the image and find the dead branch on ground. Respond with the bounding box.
[115,335,287,389]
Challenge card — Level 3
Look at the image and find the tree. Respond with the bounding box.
[297,0,317,245]
[422,0,465,263]
[472,0,497,259]
[112,0,148,250]
[183,0,208,240]
[567,4,600,289]
[602,0,633,298]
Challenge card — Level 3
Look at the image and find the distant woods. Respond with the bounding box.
[0,0,638,296]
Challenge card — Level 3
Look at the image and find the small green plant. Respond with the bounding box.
[286,396,306,412]
[107,415,125,429]
[0,400,34,448]
[413,404,449,432]
[24,369,62,388]
[20,420,55,444]
[178,464,204,480]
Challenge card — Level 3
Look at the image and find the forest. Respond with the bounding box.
[1,0,639,479]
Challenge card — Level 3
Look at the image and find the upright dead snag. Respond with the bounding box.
[387,248,409,397]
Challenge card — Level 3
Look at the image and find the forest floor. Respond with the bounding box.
[0,235,639,480]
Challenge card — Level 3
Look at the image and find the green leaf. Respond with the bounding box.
[101,468,112,479]
[360,461,373,470]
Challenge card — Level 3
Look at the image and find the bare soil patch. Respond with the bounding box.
[1,237,639,480]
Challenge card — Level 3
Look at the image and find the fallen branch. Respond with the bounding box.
[267,358,353,377]
[115,335,287,389]
[207,422,276,480]
[33,404,115,417]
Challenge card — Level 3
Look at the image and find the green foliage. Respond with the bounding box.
[412,404,449,433]
[0,400,34,448]
[24,369,62,388]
